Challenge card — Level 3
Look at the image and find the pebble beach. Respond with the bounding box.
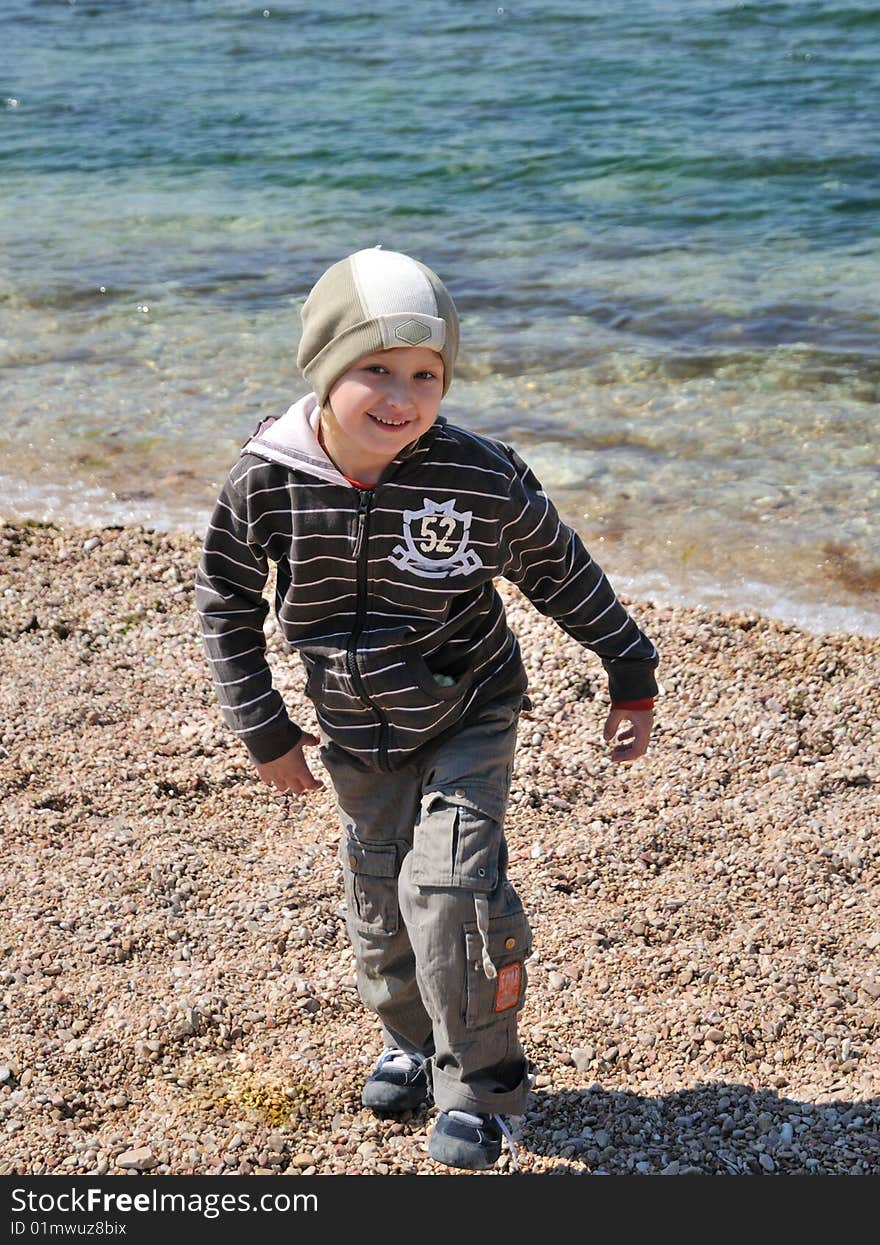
[1,519,877,1177]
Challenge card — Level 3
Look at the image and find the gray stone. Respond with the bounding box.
[570,1047,593,1072]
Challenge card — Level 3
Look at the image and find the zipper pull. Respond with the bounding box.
[353,491,370,559]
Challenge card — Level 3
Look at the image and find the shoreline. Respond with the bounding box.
[3,495,879,641]
[1,519,878,1176]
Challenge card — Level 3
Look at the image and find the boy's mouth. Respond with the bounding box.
[368,413,411,429]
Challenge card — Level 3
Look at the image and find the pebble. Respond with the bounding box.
[115,1147,158,1171]
[570,1047,593,1072]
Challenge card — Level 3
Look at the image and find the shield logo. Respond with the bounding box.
[390,497,484,579]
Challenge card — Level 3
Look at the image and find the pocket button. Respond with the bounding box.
[454,788,466,798]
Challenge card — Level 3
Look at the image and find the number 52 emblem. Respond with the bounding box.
[390,498,484,579]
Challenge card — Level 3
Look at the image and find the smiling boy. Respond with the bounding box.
[196,247,658,1170]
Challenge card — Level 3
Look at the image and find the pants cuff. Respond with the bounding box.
[380,1025,435,1058]
[429,1058,532,1117]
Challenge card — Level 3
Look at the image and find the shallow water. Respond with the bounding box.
[2,0,879,632]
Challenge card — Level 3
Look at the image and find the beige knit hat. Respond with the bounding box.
[296,247,460,404]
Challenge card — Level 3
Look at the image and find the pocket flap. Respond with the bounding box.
[423,781,507,825]
[463,909,531,969]
[412,784,505,891]
[340,839,397,878]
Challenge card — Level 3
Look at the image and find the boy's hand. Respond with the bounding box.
[603,708,654,764]
[255,734,323,794]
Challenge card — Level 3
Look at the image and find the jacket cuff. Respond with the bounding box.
[606,666,659,705]
[244,720,304,765]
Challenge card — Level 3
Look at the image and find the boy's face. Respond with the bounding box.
[322,346,444,477]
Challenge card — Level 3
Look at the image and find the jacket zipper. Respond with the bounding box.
[347,489,390,771]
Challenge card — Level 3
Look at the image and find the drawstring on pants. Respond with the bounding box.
[473,892,496,980]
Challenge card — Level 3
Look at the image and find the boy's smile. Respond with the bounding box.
[320,345,444,484]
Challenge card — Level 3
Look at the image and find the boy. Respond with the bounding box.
[196,247,658,1171]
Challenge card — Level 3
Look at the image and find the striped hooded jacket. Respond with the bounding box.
[195,393,659,771]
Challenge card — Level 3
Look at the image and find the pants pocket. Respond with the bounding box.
[410,783,506,892]
[340,838,399,936]
[463,900,532,1030]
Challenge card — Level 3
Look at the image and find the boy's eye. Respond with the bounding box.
[362,364,438,381]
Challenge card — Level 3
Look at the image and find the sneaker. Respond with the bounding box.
[361,1048,430,1115]
[428,1110,518,1171]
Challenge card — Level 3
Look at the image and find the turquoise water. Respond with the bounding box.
[2,0,879,632]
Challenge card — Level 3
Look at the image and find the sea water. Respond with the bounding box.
[2,0,878,633]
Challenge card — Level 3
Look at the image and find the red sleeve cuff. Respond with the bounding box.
[611,698,655,711]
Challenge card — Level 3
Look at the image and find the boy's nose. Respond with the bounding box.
[384,380,415,411]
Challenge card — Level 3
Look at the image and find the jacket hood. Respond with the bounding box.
[241,392,445,484]
[242,393,346,485]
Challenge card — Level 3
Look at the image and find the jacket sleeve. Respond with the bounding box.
[195,470,303,764]
[499,447,659,704]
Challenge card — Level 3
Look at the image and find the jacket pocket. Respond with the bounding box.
[410,783,506,892]
[403,651,472,702]
[340,838,399,936]
[463,901,532,1029]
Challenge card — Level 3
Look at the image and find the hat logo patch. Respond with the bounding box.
[394,318,432,346]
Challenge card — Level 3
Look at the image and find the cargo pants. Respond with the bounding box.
[320,694,533,1117]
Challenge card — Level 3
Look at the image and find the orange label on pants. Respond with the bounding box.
[494,962,522,1012]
